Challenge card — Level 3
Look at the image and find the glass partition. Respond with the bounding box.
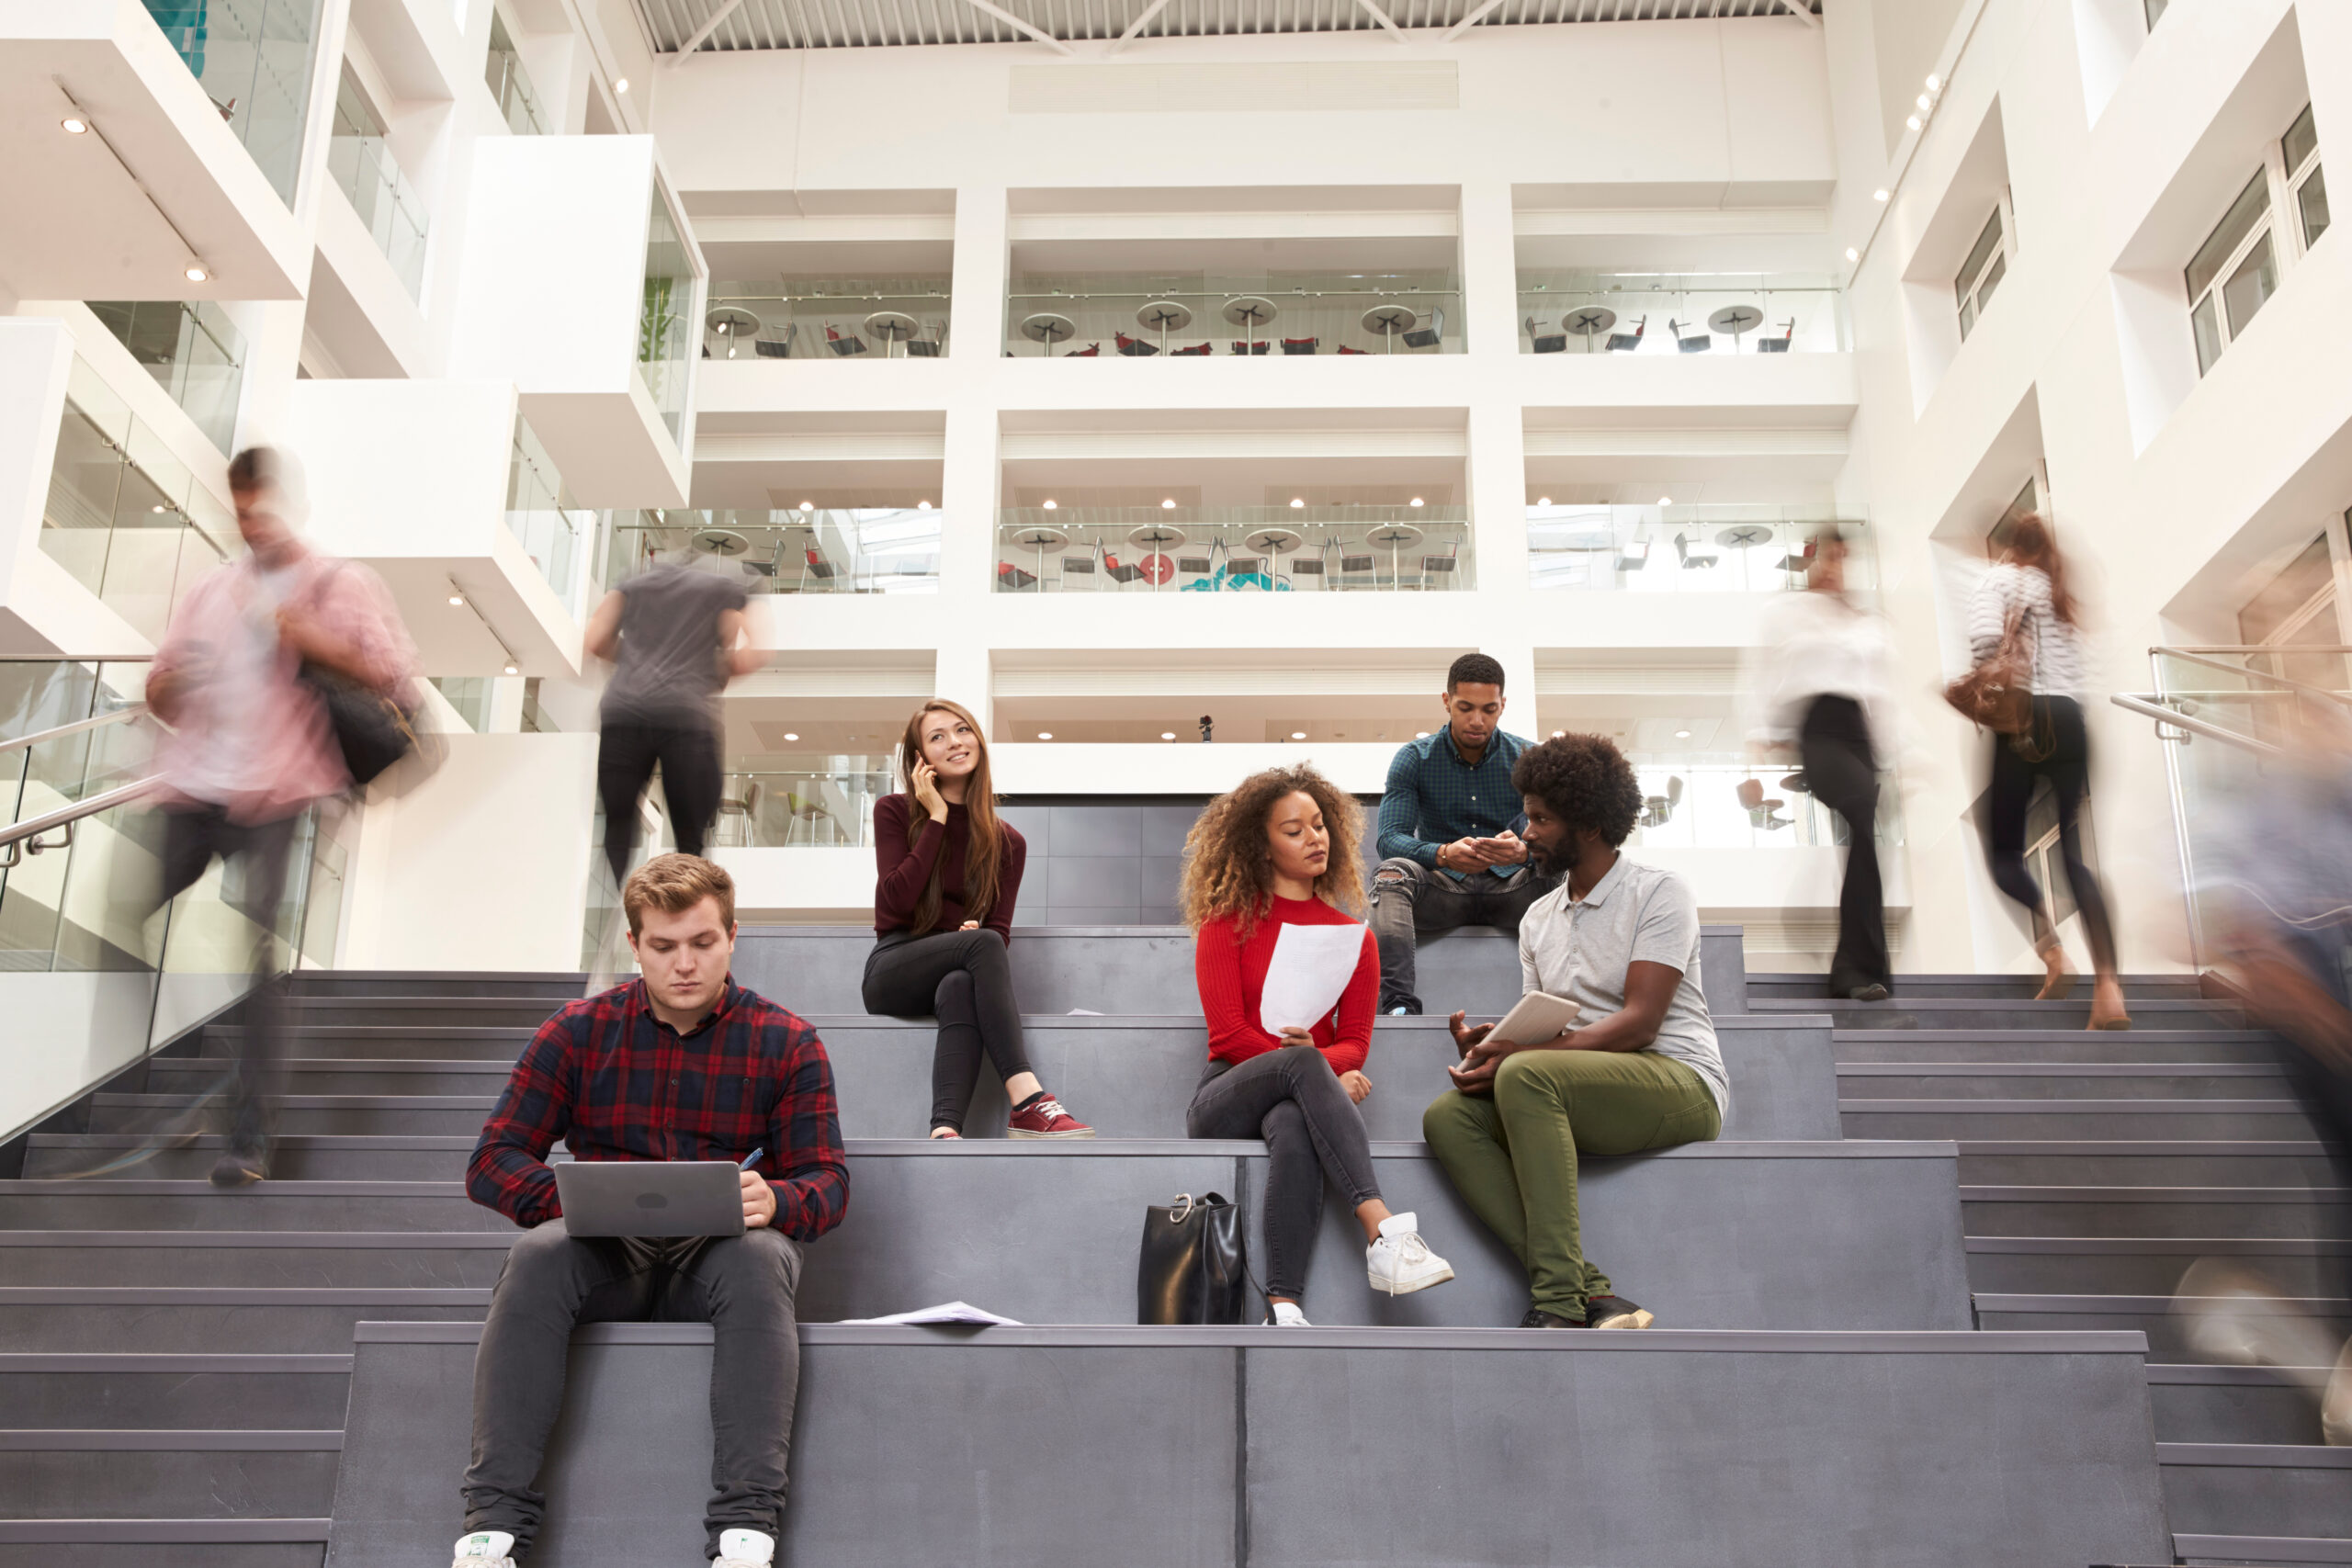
[707,759,898,849]
[507,418,600,613]
[608,509,940,595]
[43,358,234,643]
[483,9,547,135]
[1005,271,1463,358]
[1516,272,1845,355]
[141,0,323,203]
[85,300,246,453]
[639,196,695,444]
[1527,506,1871,593]
[705,279,953,361]
[1625,761,1901,851]
[994,505,1474,592]
[327,74,428,298]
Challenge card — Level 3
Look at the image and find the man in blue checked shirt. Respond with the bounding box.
[1370,653,1560,1014]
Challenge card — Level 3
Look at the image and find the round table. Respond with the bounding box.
[1221,296,1278,349]
[1244,527,1303,558]
[1563,306,1617,353]
[1136,300,1194,355]
[865,310,922,357]
[693,528,751,558]
[1715,525,1777,549]
[1708,304,1765,352]
[1010,524,1069,587]
[1361,303,1417,354]
[706,306,762,359]
[1020,312,1077,355]
[1365,523,1424,582]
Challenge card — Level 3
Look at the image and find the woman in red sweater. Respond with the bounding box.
[1182,763,1453,1324]
[862,700,1091,1139]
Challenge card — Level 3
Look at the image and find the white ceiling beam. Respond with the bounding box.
[1440,0,1507,43]
[673,0,752,55]
[953,0,1078,54]
[1776,0,1819,28]
[1106,0,1177,53]
[1351,0,1412,45]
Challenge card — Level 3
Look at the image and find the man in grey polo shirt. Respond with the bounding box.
[1422,732,1727,1330]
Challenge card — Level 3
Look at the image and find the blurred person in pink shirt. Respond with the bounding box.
[146,446,416,1187]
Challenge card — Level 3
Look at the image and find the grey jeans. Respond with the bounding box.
[464,1218,804,1561]
[1367,857,1559,1013]
[1185,1046,1382,1304]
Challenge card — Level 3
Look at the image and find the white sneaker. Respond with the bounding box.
[715,1529,775,1568]
[1367,1213,1454,1296]
[1266,1299,1311,1327]
[452,1530,515,1567]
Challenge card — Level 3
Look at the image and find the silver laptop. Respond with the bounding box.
[553,1160,745,1238]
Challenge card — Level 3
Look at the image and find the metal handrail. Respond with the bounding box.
[0,705,148,759]
[0,775,164,868]
[2151,646,2352,706]
[2110,693,2284,756]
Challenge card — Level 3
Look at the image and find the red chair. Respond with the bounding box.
[825,325,867,356]
[1228,340,1269,355]
[1280,336,1317,355]
[1170,343,1213,356]
[1115,332,1159,357]
[1065,343,1102,357]
[1338,345,1369,355]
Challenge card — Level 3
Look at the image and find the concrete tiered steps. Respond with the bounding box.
[0,929,2330,1563]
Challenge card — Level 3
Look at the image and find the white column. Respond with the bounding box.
[1459,181,1536,709]
[934,186,1008,730]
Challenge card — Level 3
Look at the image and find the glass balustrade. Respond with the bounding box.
[1005,271,1463,358]
[609,508,941,595]
[639,196,696,445]
[141,0,322,203]
[1625,761,1902,852]
[43,358,235,643]
[995,505,1474,593]
[507,418,600,613]
[484,10,547,135]
[1516,272,1845,355]
[705,280,952,361]
[327,76,428,298]
[1527,505,1871,593]
[85,301,246,454]
[706,761,898,849]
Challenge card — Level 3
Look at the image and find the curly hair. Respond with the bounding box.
[1510,733,1644,849]
[1179,763,1365,939]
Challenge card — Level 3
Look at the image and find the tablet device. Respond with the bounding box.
[1486,991,1581,1047]
[554,1160,745,1238]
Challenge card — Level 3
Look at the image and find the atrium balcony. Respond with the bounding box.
[609,507,941,596]
[1526,505,1871,593]
[1516,271,1846,357]
[447,136,703,509]
[704,278,952,363]
[0,0,311,300]
[1006,270,1462,360]
[994,504,1473,593]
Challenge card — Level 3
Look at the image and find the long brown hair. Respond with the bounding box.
[1179,763,1365,941]
[2007,513,2078,626]
[897,699,1005,936]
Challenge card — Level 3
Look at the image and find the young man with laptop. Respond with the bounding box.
[1419,733,1729,1332]
[455,854,849,1568]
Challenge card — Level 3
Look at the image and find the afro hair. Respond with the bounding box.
[1510,733,1643,849]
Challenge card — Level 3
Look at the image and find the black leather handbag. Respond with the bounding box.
[1136,1191,1249,1325]
[302,662,416,787]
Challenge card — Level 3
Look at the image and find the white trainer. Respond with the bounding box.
[451,1530,515,1568]
[1266,1299,1311,1326]
[1366,1213,1454,1296]
[715,1529,776,1568]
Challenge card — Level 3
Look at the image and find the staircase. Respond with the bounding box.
[0,931,2327,1564]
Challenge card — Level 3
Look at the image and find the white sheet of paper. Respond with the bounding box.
[841,1300,1023,1327]
[1258,920,1368,1037]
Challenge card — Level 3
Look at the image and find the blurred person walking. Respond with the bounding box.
[145,446,417,1186]
[582,553,760,983]
[1966,515,2130,1030]
[1744,527,1897,1001]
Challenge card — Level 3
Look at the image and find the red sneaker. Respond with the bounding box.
[1006,1093,1095,1139]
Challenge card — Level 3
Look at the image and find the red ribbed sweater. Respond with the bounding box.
[1193,896,1377,1076]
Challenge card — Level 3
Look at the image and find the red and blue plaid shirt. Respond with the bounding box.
[467,977,850,1239]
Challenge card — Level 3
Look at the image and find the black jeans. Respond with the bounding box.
[463,1218,804,1561]
[1367,859,1560,1012]
[597,720,723,886]
[862,928,1033,1134]
[1185,1047,1382,1304]
[1801,695,1889,994]
[158,805,299,1158]
[1984,695,2119,973]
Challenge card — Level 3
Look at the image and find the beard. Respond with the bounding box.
[1528,837,1574,877]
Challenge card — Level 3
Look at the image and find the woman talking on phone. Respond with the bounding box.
[1182,763,1454,1325]
[863,699,1092,1139]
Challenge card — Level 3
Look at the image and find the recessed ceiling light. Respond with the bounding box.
[1925,73,1939,90]
[1872,188,1889,202]
[1657,495,1673,506]
[1917,92,1933,110]
[1552,730,1566,738]
[917,500,932,510]
[1906,115,1921,130]
[1674,728,1691,739]
[1415,731,1430,739]
[798,501,814,512]
[1041,499,1057,509]
[447,592,465,605]
[1160,731,1176,740]
[151,503,166,513]
[62,118,87,134]
[1036,731,1053,740]
[614,76,629,93]
[1408,497,1424,507]
[1161,499,1176,510]
[1289,498,1304,508]
[503,660,519,675]
[783,732,799,741]
[1535,496,1551,506]
[184,265,209,282]
[1846,247,1860,262]
[1291,731,1306,740]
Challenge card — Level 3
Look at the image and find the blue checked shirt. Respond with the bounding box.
[1376,728,1533,882]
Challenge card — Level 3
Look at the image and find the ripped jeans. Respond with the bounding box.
[1367,857,1558,1013]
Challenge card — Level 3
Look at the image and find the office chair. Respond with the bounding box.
[1605,315,1647,353]
[1528,316,1566,354]
[1403,307,1444,349]
[1668,318,1711,354]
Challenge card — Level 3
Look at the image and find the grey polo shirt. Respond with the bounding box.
[1514,853,1730,1120]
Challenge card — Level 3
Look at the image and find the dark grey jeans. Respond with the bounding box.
[464,1218,804,1561]
[1367,857,1559,1013]
[1185,1046,1381,1304]
[157,805,300,1159]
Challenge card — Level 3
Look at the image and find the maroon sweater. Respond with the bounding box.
[871,794,1026,942]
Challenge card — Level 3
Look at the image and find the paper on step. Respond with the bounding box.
[842,1300,1023,1327]
[1258,920,1368,1036]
